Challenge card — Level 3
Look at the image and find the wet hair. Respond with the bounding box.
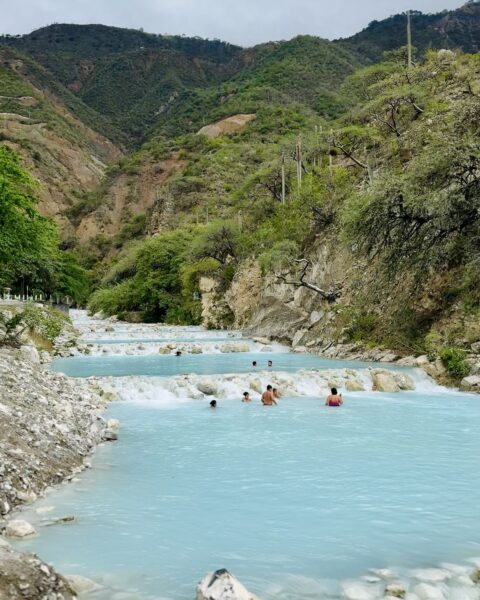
[273,388,277,392]
[268,360,273,366]
[176,350,182,356]
[243,391,249,397]
[331,387,338,395]
[252,361,257,366]
[210,400,217,407]
[267,385,273,391]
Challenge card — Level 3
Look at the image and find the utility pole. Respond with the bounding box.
[281,152,286,204]
[407,10,413,69]
[295,135,302,192]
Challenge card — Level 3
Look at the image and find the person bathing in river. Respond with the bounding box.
[261,385,277,406]
[268,360,273,368]
[273,388,281,400]
[209,400,217,409]
[325,388,343,407]
[252,361,257,369]
[242,392,252,403]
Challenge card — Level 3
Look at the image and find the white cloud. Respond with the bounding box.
[0,0,465,45]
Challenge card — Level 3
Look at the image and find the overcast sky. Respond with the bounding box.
[0,0,466,46]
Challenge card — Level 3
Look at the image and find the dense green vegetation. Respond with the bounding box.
[0,146,90,304]
[86,49,480,356]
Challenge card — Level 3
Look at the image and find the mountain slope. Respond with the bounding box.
[0,46,122,236]
[0,24,242,142]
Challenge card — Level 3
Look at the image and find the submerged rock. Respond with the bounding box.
[196,569,259,600]
[65,573,99,594]
[4,519,36,538]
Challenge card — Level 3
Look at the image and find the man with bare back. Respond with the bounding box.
[261,385,277,406]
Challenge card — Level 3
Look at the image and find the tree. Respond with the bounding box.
[0,146,60,291]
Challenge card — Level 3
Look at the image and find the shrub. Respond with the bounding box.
[440,347,470,380]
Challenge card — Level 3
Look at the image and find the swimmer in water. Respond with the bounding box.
[210,400,217,409]
[325,388,343,407]
[242,392,252,402]
[261,385,277,406]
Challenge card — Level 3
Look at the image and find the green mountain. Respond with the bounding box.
[1,24,242,141]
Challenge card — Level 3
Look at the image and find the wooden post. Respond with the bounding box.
[407,10,413,69]
[281,152,286,204]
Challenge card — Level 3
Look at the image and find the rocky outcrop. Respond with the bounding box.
[200,277,234,329]
[196,569,259,600]
[0,349,108,516]
[0,540,75,599]
[224,260,263,328]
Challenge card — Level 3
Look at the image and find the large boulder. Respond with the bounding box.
[345,379,365,392]
[393,373,415,391]
[4,519,36,538]
[371,370,400,393]
[197,379,218,396]
[19,345,40,364]
[460,375,480,392]
[196,569,259,600]
[220,343,250,353]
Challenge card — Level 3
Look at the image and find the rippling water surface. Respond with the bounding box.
[13,315,480,599]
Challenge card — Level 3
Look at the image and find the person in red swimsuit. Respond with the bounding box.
[325,387,343,407]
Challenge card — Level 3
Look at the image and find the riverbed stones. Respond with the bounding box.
[0,349,107,515]
[4,519,36,538]
[196,569,259,600]
[413,583,446,600]
[385,583,407,598]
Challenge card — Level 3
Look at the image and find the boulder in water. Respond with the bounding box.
[196,569,259,600]
[5,519,36,538]
[197,379,218,396]
[65,574,99,594]
[413,583,446,600]
[220,343,250,353]
[346,379,365,392]
[249,378,262,393]
[371,370,400,393]
[460,375,480,392]
[393,373,415,391]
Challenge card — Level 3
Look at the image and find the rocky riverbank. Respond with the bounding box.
[0,347,114,598]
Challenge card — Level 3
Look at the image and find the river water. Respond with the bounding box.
[12,311,480,600]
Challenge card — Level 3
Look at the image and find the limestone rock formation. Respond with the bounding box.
[196,569,259,600]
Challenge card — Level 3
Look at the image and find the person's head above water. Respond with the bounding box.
[331,387,338,395]
[210,400,217,408]
[252,361,257,367]
[243,392,249,398]
[267,385,273,391]
[268,360,273,367]
[175,350,182,356]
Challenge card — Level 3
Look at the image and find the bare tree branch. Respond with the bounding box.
[274,258,341,302]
